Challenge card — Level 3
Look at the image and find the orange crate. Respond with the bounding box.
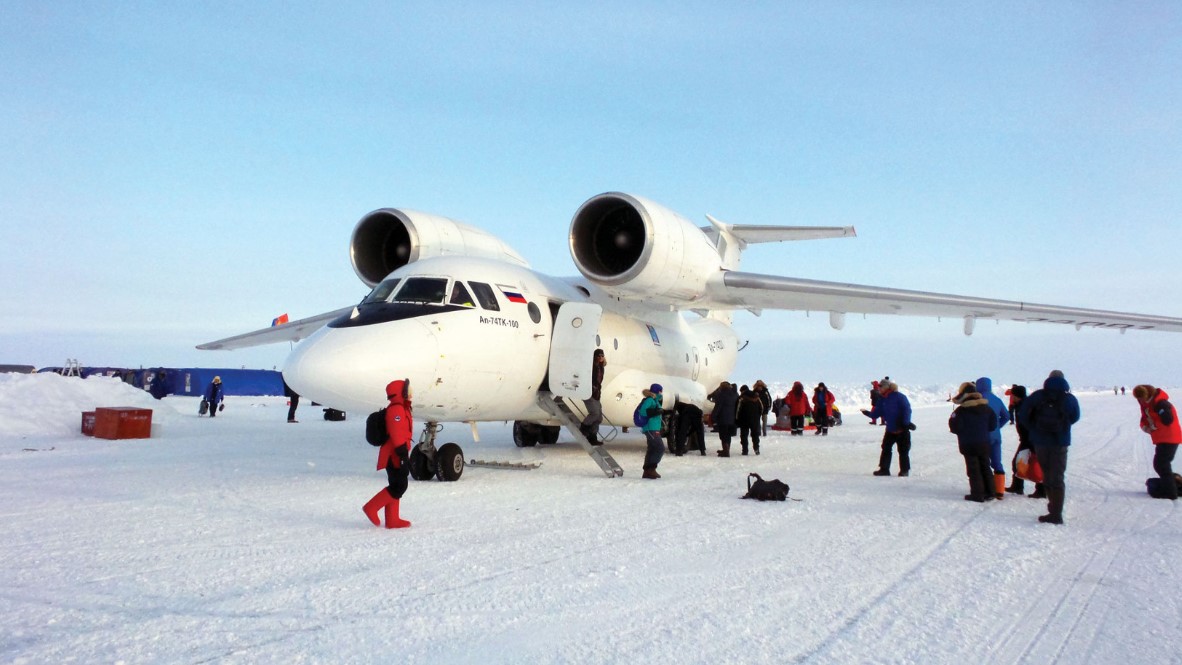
[81,411,96,436]
[93,407,153,440]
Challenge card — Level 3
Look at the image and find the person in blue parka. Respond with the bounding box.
[975,377,1011,497]
[203,376,224,417]
[862,381,914,476]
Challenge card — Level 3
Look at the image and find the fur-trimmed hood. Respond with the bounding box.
[952,382,988,407]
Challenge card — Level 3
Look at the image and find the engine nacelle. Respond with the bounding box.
[350,208,529,287]
[569,193,722,302]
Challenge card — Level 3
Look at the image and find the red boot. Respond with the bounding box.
[362,490,389,526]
[385,499,411,529]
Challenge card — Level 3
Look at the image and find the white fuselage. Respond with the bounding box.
[282,256,738,425]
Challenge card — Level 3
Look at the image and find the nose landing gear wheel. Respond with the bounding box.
[435,442,464,481]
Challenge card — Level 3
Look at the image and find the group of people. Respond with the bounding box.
[945,370,1179,524]
[947,371,1079,524]
[357,353,1179,529]
[704,380,772,458]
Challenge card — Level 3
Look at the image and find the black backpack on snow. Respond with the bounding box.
[365,408,388,446]
[1146,473,1182,498]
[742,473,790,501]
[1033,393,1069,434]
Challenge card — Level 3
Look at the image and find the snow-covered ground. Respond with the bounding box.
[1,373,1178,664]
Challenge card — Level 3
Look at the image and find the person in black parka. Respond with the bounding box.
[737,385,763,456]
[1017,370,1081,525]
[673,400,706,456]
[283,378,300,423]
[948,382,998,502]
[708,381,739,457]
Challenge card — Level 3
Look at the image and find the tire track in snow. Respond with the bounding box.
[985,433,1175,665]
[786,507,988,664]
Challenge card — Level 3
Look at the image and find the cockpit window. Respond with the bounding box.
[469,282,500,311]
[361,278,400,305]
[393,277,448,304]
[449,282,476,307]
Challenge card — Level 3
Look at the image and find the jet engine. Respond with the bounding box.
[569,192,723,302]
[350,208,529,287]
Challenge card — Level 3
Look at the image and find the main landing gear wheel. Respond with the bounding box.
[409,444,436,481]
[513,421,538,447]
[435,442,465,481]
[539,425,560,445]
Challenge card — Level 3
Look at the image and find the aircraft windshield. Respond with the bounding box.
[361,278,400,304]
[449,282,476,307]
[469,282,500,311]
[393,277,448,304]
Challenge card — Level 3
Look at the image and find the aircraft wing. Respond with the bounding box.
[704,271,1182,333]
[196,306,354,350]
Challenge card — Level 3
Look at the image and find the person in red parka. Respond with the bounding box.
[812,382,835,436]
[786,381,810,436]
[363,379,415,528]
[1133,384,1180,500]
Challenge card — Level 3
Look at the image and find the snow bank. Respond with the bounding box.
[0,373,182,438]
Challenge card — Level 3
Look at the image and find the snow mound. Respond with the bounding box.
[0,373,181,438]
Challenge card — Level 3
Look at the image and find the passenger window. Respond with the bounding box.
[393,277,448,304]
[449,282,476,307]
[361,278,400,304]
[469,282,500,311]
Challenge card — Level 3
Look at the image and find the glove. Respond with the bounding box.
[219,403,225,412]
[907,422,916,431]
[860,410,872,418]
[395,446,410,464]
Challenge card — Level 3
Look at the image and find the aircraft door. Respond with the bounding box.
[546,302,603,400]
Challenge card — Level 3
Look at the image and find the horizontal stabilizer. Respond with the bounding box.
[704,214,855,248]
[725,224,856,245]
[197,306,353,350]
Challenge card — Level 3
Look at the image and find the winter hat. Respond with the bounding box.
[1048,370,1065,379]
[1132,385,1155,401]
[213,376,221,384]
[593,349,605,359]
[649,383,663,393]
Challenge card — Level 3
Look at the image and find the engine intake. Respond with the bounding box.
[350,208,528,287]
[569,193,722,301]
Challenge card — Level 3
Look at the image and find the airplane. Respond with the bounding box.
[199,192,1182,480]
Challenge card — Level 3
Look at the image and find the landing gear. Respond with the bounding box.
[409,445,435,481]
[539,425,560,444]
[436,443,464,481]
[413,421,464,482]
[513,421,539,447]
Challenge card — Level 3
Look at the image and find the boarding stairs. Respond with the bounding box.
[537,393,625,478]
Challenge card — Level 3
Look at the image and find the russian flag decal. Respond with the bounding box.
[498,285,527,304]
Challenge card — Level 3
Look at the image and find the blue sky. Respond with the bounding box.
[2,2,1180,388]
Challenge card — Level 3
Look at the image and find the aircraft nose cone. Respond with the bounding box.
[283,319,439,413]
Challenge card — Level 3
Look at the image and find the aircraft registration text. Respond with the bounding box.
[480,316,520,329]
